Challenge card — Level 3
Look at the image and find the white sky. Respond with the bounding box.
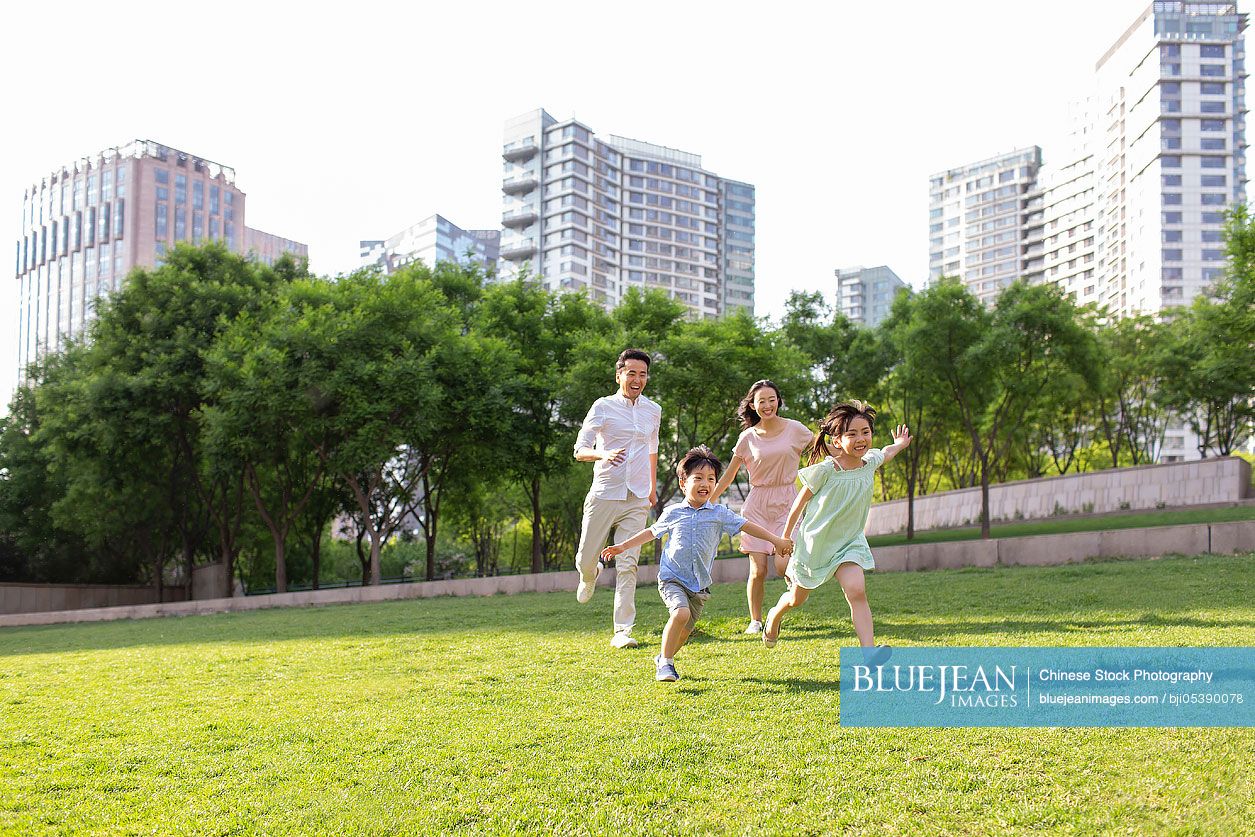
[0,0,1212,412]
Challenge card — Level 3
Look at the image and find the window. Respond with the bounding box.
[1161,155,1181,167]
[156,203,168,237]
[1201,156,1226,168]
[1162,174,1182,187]
[1202,229,1223,242]
[1201,193,1226,205]
[1163,193,1183,205]
[1202,211,1225,223]
[1162,249,1182,262]
[1201,175,1226,187]
[1163,211,1183,224]
[1201,137,1226,150]
[175,174,187,205]
[1202,249,1225,260]
[210,186,219,214]
[156,186,169,202]
[1202,82,1226,95]
[1200,64,1225,77]
[1163,229,1183,243]
[1163,137,1182,150]
[1201,101,1226,113]
[193,181,203,210]
[155,168,169,185]
[1161,82,1181,95]
[114,201,124,239]
[1161,44,1180,58]
[1200,44,1225,58]
[192,211,203,244]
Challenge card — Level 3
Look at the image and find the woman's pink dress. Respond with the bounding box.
[733,418,814,554]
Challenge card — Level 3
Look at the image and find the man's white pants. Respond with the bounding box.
[575,492,650,635]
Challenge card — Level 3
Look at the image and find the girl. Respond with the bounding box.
[763,400,910,662]
[712,380,814,634]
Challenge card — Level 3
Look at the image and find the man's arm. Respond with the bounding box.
[601,527,656,560]
[648,453,658,505]
[880,425,912,466]
[574,401,627,465]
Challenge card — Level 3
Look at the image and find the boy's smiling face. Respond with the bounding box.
[680,464,718,507]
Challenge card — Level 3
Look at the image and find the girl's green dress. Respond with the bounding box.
[787,448,885,589]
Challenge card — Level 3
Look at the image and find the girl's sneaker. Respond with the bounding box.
[745,620,763,634]
[762,606,782,648]
[654,656,679,682]
[862,645,892,667]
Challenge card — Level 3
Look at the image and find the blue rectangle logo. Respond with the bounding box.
[839,647,1255,727]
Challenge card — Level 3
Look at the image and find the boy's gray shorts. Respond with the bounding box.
[658,579,711,630]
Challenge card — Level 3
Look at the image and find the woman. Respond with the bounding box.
[713,380,814,634]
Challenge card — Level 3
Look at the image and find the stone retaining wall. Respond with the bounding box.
[2,520,1250,629]
[867,456,1250,536]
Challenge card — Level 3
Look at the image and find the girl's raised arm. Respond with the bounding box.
[881,425,912,465]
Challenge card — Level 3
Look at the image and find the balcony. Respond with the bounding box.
[500,240,537,260]
[501,207,538,228]
[502,173,538,195]
[502,137,538,162]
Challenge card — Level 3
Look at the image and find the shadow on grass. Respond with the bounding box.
[1,554,1250,658]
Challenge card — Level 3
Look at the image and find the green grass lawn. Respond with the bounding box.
[866,503,1255,547]
[2,553,1253,835]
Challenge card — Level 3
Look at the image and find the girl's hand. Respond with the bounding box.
[601,544,624,561]
[892,425,911,448]
[774,537,794,557]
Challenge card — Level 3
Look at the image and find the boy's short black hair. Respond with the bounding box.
[616,348,651,371]
[677,445,722,480]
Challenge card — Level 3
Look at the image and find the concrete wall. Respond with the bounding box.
[0,582,186,615]
[867,456,1250,536]
[2,520,1250,629]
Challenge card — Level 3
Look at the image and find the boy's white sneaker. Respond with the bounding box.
[745,620,763,634]
[576,568,600,604]
[610,632,639,649]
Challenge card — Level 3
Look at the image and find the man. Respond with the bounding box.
[573,348,660,648]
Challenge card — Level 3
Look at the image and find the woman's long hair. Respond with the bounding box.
[736,380,784,430]
[805,400,877,465]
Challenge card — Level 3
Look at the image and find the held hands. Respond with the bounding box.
[601,543,626,562]
[892,425,912,448]
[773,536,794,557]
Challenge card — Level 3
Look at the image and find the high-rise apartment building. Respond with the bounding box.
[1089,1,1247,318]
[834,265,910,327]
[928,4,1248,462]
[360,214,500,275]
[498,109,755,317]
[14,139,307,374]
[927,147,1043,305]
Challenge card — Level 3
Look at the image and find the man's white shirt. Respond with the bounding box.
[574,392,661,500]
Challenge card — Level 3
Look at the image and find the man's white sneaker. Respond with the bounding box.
[610,632,639,649]
[745,620,764,634]
[576,569,599,604]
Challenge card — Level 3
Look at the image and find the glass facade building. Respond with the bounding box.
[360,214,500,275]
[14,139,307,376]
[835,265,910,327]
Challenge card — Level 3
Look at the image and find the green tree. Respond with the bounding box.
[476,279,612,572]
[1158,205,1255,455]
[901,279,1095,538]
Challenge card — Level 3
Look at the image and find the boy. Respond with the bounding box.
[603,446,794,682]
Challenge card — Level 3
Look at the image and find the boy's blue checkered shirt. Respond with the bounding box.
[651,501,747,592]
